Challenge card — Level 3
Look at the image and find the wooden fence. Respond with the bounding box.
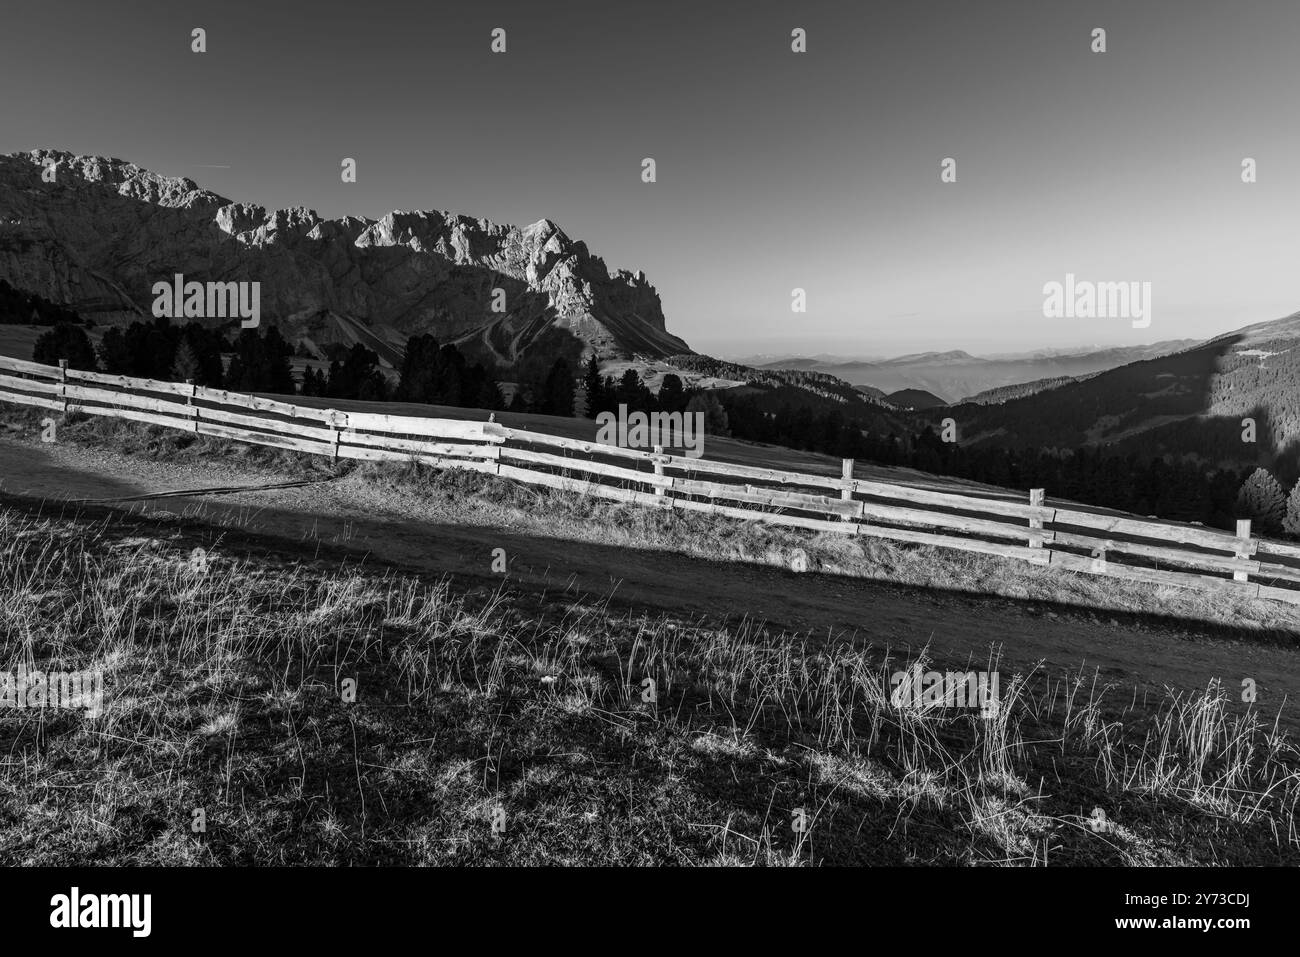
[4,353,1300,604]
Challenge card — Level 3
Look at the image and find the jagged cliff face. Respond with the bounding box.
[0,149,691,364]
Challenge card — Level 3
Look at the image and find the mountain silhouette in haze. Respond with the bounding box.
[758,342,1197,402]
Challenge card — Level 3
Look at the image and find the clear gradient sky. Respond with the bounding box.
[2,0,1297,357]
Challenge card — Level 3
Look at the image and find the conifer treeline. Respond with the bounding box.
[32,317,504,409]
[0,278,89,326]
[715,390,1251,531]
[582,356,687,417]
[580,356,731,433]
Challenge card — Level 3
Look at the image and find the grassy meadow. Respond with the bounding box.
[0,492,1296,863]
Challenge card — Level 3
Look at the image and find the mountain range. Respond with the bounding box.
[952,312,1300,476]
[735,311,1300,483]
[0,150,690,368]
[758,343,1197,403]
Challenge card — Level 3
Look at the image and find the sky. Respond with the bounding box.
[2,0,1298,359]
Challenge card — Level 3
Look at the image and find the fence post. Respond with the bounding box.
[186,378,198,432]
[58,359,68,413]
[1029,488,1045,548]
[484,413,502,473]
[653,444,665,498]
[1234,519,1252,582]
[328,410,342,463]
[840,458,854,521]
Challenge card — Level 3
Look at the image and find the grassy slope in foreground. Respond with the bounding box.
[1,499,1298,865]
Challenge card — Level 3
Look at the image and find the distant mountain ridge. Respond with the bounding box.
[663,353,898,410]
[0,149,691,365]
[952,310,1300,475]
[965,374,1091,405]
[758,341,1197,402]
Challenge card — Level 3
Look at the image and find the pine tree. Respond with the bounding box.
[658,373,686,413]
[396,334,440,403]
[581,354,604,417]
[324,360,343,398]
[1237,467,1286,534]
[476,376,504,411]
[685,392,729,437]
[171,340,200,381]
[326,344,384,400]
[97,327,132,374]
[177,324,226,386]
[1284,478,1300,537]
[617,369,648,410]
[224,355,245,390]
[260,327,296,394]
[33,323,97,372]
[430,344,466,406]
[542,358,575,416]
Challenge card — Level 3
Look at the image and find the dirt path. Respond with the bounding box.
[3,435,1298,730]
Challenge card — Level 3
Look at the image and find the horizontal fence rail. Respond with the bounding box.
[3,353,1300,605]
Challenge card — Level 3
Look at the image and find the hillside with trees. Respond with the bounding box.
[0,278,91,326]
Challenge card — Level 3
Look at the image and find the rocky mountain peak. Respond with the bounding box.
[0,150,691,363]
[27,149,228,211]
